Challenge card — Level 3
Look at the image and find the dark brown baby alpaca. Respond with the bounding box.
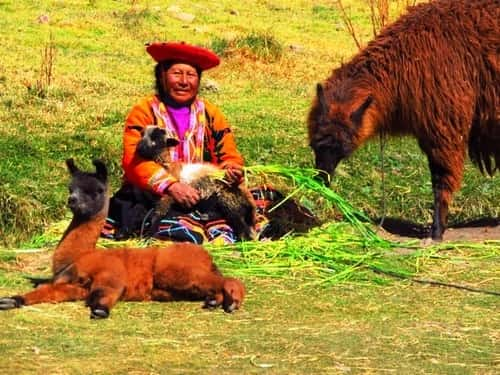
[308,0,499,240]
[0,159,245,318]
[134,125,257,240]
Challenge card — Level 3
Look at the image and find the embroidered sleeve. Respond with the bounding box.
[203,100,244,168]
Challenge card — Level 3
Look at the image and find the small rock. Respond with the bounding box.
[289,44,304,53]
[37,14,50,24]
[170,12,196,23]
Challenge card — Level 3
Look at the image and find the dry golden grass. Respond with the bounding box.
[1,252,498,374]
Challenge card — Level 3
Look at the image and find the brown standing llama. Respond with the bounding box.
[0,159,245,318]
[308,0,499,240]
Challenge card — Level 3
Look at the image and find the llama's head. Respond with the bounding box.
[65,158,108,219]
[134,125,179,161]
[308,83,374,183]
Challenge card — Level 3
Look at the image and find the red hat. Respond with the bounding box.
[146,42,220,71]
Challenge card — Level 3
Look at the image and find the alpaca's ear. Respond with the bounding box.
[316,83,329,124]
[65,158,78,175]
[166,138,179,148]
[92,159,108,183]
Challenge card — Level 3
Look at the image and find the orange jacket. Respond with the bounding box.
[122,95,244,195]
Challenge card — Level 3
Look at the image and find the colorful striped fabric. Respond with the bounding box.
[102,186,275,244]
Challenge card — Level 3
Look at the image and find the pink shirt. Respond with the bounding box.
[167,106,190,141]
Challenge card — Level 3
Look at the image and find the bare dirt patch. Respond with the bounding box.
[376,217,500,243]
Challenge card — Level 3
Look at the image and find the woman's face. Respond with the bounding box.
[162,63,200,105]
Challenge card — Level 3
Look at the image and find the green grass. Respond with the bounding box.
[0,265,498,374]
[0,0,499,373]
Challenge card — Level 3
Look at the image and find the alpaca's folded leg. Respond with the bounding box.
[222,278,245,313]
[86,287,124,319]
[202,291,224,310]
[198,276,244,313]
[85,273,125,319]
[0,296,25,310]
[185,273,226,310]
[0,283,88,310]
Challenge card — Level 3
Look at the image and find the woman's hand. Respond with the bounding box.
[165,182,200,208]
[224,164,244,185]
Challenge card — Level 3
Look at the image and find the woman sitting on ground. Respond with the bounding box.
[104,41,248,244]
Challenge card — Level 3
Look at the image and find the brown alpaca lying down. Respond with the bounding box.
[0,159,245,319]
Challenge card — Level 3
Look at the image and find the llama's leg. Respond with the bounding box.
[0,283,88,310]
[215,193,254,241]
[203,277,245,313]
[187,272,231,310]
[426,147,465,240]
[202,291,224,310]
[85,272,125,319]
[222,278,245,313]
[155,267,225,307]
[201,258,226,308]
[115,200,135,240]
[149,197,172,234]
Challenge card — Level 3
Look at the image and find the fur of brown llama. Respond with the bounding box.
[308,0,499,240]
[0,159,245,318]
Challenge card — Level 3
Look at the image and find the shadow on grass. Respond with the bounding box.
[373,216,500,239]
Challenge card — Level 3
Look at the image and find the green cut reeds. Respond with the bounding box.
[244,164,385,243]
[203,165,500,287]
[207,223,499,287]
[207,222,409,286]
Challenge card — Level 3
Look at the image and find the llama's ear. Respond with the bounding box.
[65,158,79,175]
[350,95,373,127]
[316,83,328,122]
[92,159,108,183]
[166,138,180,148]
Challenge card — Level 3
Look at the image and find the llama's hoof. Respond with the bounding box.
[430,233,443,242]
[202,298,218,310]
[223,302,237,313]
[430,225,444,241]
[0,296,24,310]
[90,306,109,319]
